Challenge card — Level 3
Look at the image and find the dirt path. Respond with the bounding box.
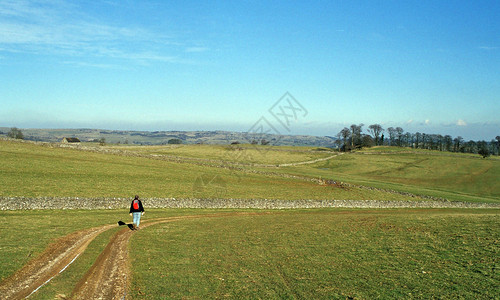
[253,153,342,168]
[0,212,268,300]
[0,224,114,299]
[71,226,134,300]
[71,213,267,299]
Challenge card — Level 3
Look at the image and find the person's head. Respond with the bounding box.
[134,195,139,200]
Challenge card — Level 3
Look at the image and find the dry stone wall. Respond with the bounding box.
[1,197,498,210]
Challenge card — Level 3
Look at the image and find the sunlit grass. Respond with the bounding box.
[275,148,500,203]
[129,209,500,299]
[0,209,220,282]
[0,140,416,201]
[1,140,498,202]
[106,143,334,165]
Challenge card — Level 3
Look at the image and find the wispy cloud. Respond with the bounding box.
[456,119,467,126]
[62,60,126,70]
[0,0,203,65]
[185,47,210,53]
[478,46,498,51]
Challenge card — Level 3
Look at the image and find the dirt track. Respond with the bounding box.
[0,224,114,299]
[0,213,266,299]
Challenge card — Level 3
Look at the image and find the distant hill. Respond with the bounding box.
[0,127,337,147]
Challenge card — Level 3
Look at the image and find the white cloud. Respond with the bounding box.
[456,119,467,126]
[406,119,413,124]
[478,46,498,51]
[0,1,204,65]
[424,119,430,125]
[62,60,125,69]
[185,47,209,53]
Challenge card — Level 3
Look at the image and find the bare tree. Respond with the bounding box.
[415,132,421,149]
[405,132,413,148]
[368,124,384,146]
[453,136,463,152]
[337,127,351,152]
[478,141,490,158]
[387,127,396,146]
[437,134,444,151]
[444,135,453,152]
[496,136,500,155]
[395,127,404,146]
[350,124,364,148]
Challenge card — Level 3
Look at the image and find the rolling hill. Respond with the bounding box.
[0,127,337,147]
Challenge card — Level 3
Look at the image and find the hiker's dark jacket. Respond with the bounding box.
[129,199,144,213]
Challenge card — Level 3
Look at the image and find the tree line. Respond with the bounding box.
[336,124,500,158]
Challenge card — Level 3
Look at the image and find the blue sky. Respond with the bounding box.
[1,0,499,140]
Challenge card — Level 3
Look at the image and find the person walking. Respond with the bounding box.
[129,195,145,230]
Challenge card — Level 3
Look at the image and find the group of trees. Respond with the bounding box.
[336,123,500,157]
[6,127,24,140]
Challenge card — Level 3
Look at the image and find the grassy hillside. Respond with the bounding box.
[0,127,336,147]
[104,143,335,165]
[0,140,415,201]
[1,140,498,203]
[278,146,500,203]
[1,139,498,298]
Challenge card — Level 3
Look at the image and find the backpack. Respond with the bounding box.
[133,200,139,210]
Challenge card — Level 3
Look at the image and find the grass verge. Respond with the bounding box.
[129,209,499,299]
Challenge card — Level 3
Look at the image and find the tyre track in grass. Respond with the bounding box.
[71,212,270,299]
[0,212,269,299]
[0,224,115,299]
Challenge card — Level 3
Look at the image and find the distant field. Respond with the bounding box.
[0,140,498,203]
[0,127,336,147]
[105,143,334,165]
[0,140,416,201]
[279,146,500,203]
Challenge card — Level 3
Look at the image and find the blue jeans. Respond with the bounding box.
[132,212,142,227]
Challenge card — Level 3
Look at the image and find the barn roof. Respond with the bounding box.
[63,137,81,143]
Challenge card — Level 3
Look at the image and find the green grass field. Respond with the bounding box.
[1,139,499,298]
[276,147,500,203]
[1,140,499,202]
[2,209,497,299]
[105,143,335,165]
[0,140,426,201]
[128,209,499,299]
[0,209,219,299]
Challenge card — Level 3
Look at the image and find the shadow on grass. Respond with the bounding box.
[118,220,135,230]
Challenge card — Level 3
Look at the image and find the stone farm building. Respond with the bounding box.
[62,137,81,144]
